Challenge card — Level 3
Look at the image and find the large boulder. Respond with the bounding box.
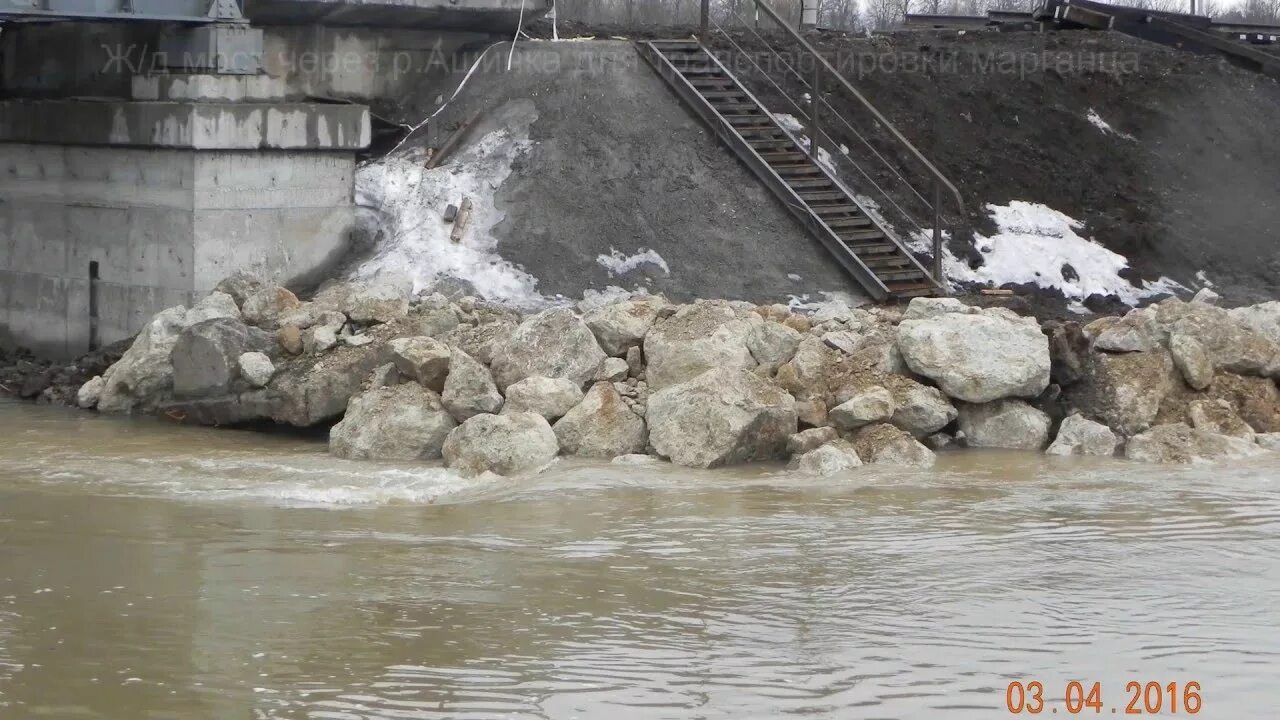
[1124,422,1265,464]
[788,439,863,476]
[1045,414,1119,457]
[502,376,584,421]
[747,321,803,375]
[241,286,302,329]
[786,427,839,456]
[1068,350,1176,436]
[1168,332,1213,390]
[885,376,957,437]
[896,305,1050,403]
[186,291,241,325]
[170,318,271,399]
[647,368,797,468]
[387,336,452,391]
[442,412,560,476]
[214,271,265,307]
[1046,320,1090,387]
[440,316,517,366]
[329,382,456,461]
[1156,371,1280,434]
[829,387,894,431]
[1085,312,1160,353]
[76,376,104,410]
[489,308,606,391]
[850,423,935,467]
[643,300,761,389]
[270,341,388,427]
[1187,398,1255,440]
[97,306,189,413]
[440,348,503,421]
[315,277,411,324]
[1150,299,1280,378]
[1228,301,1280,344]
[237,352,275,388]
[582,297,665,356]
[552,383,648,458]
[957,399,1051,450]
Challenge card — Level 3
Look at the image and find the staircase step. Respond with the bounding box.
[886,283,939,298]
[861,255,913,268]
[797,190,846,201]
[701,90,748,99]
[785,177,834,189]
[848,242,897,254]
[689,77,737,87]
[677,66,722,75]
[774,165,824,176]
[758,151,808,162]
[710,102,757,112]
[812,204,861,216]
[825,215,873,228]
[839,228,887,242]
[879,269,928,282]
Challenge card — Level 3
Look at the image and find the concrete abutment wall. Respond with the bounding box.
[0,144,356,357]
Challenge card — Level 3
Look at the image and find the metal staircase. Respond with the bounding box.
[638,39,940,300]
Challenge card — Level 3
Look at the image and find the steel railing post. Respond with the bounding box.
[701,0,709,36]
[932,180,945,291]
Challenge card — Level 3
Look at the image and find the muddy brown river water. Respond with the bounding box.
[0,398,1277,719]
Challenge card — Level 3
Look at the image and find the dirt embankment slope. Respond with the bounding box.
[391,41,855,305]
[772,30,1280,304]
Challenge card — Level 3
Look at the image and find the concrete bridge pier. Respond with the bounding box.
[0,26,372,358]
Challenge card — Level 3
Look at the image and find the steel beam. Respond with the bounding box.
[0,1,243,23]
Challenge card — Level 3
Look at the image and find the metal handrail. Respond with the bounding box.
[699,0,965,288]
[715,9,928,232]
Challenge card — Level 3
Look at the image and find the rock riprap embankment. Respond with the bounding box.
[65,277,1280,475]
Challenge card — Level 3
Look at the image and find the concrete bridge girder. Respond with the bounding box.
[0,0,243,23]
[1,0,550,31]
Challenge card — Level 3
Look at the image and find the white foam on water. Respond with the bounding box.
[351,126,548,309]
[910,201,1186,304]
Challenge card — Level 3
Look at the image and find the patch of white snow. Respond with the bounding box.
[771,112,806,133]
[351,125,549,309]
[1086,109,1136,141]
[910,201,1185,305]
[596,248,671,277]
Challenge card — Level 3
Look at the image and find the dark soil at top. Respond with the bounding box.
[530,20,1280,307]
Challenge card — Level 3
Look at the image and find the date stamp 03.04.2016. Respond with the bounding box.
[1005,681,1203,715]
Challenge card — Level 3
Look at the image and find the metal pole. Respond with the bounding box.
[811,63,821,159]
[932,181,944,291]
[700,0,709,35]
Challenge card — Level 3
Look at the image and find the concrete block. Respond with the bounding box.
[65,205,130,285]
[0,201,12,272]
[0,269,13,351]
[192,151,353,210]
[192,208,283,291]
[96,282,133,348]
[127,208,195,291]
[0,100,371,150]
[132,73,288,102]
[7,203,68,276]
[8,273,68,358]
[64,277,92,357]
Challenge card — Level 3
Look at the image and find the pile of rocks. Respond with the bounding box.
[69,272,1280,476]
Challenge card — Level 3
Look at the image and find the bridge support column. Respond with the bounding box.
[0,75,371,358]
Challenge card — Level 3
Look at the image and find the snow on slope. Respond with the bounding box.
[351,126,548,308]
[911,201,1185,305]
[597,248,671,277]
